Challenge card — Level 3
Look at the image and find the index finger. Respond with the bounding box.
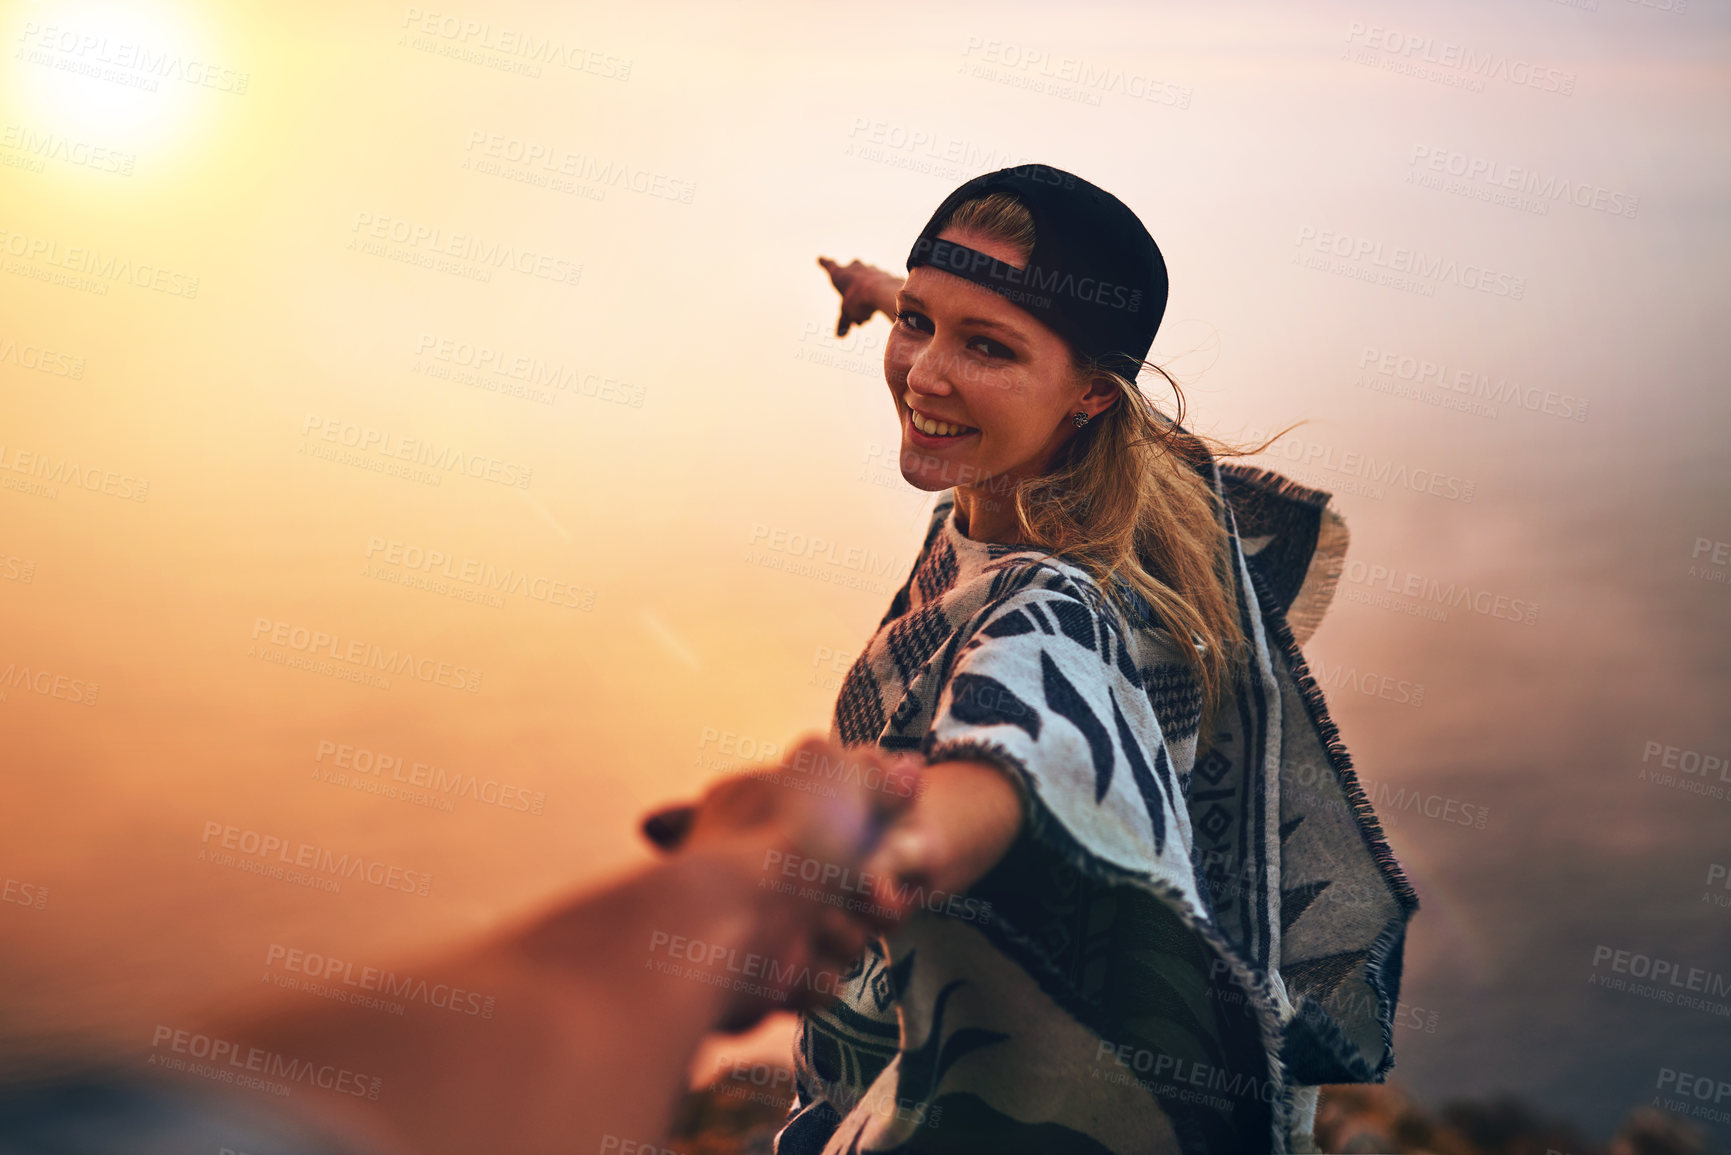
[817,255,849,291]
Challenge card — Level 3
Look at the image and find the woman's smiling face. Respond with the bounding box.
[885,226,1108,507]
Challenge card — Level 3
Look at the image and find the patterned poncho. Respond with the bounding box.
[775,457,1418,1155]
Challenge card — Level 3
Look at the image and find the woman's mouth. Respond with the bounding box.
[908,409,977,441]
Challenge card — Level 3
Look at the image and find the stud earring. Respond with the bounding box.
[1073,410,1090,428]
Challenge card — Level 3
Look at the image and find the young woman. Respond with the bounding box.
[779,165,1419,1154]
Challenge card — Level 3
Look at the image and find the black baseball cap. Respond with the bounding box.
[905,163,1168,379]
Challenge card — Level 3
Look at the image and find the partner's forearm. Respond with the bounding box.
[228,850,765,1155]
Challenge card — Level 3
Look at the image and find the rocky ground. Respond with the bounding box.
[663,1076,1722,1155]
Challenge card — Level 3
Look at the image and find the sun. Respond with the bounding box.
[5,1,224,159]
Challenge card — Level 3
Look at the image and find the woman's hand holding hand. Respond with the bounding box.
[633,747,1026,1025]
[818,256,904,337]
[861,758,1025,907]
[636,736,924,1029]
[641,735,917,876]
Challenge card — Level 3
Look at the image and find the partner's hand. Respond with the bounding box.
[677,735,920,877]
[641,735,917,869]
[817,256,903,337]
[636,735,924,1029]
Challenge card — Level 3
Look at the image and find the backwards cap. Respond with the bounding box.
[905,163,1168,379]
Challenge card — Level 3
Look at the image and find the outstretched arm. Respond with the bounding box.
[222,737,922,1155]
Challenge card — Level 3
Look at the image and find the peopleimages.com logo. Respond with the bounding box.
[249,617,484,693]
[1294,226,1525,299]
[199,821,434,897]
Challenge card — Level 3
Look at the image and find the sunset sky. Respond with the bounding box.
[1,0,1727,1146]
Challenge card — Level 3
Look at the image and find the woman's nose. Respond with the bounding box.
[905,343,955,396]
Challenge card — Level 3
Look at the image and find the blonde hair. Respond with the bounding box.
[943,193,1298,738]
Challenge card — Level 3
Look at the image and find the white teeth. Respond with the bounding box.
[911,411,970,437]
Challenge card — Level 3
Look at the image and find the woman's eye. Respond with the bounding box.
[893,311,1011,360]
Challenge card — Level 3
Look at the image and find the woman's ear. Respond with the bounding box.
[1077,368,1122,420]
